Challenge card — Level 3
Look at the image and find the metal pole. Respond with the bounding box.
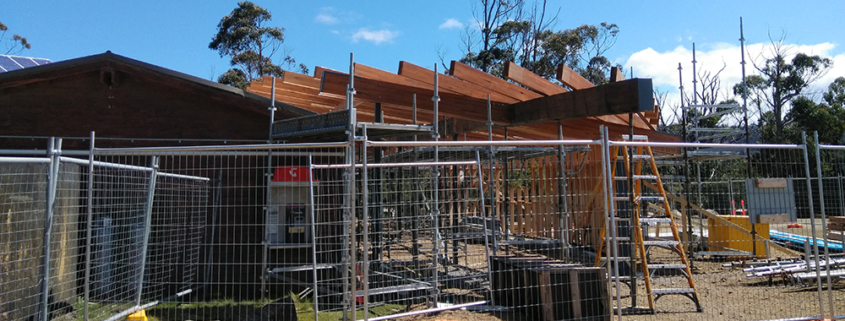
[412,94,421,272]
[627,113,637,309]
[361,125,370,320]
[269,77,277,141]
[261,77,277,299]
[839,176,845,217]
[697,162,704,246]
[600,127,623,320]
[431,64,441,306]
[813,132,835,320]
[679,63,694,253]
[348,52,358,321]
[557,122,569,259]
[801,132,825,318]
[38,138,61,321]
[475,151,496,307]
[691,43,699,144]
[135,156,159,306]
[83,132,95,321]
[307,153,320,321]
[486,94,498,254]
[740,17,755,256]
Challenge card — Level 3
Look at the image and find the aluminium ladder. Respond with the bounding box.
[595,135,702,313]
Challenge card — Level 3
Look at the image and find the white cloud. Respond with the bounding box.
[315,7,361,25]
[625,42,843,122]
[439,18,464,30]
[352,28,399,45]
[315,13,338,25]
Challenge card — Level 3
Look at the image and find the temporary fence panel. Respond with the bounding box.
[3,134,844,321]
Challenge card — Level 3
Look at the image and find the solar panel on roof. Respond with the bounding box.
[0,55,52,73]
[0,56,19,72]
[31,58,51,66]
[12,57,38,68]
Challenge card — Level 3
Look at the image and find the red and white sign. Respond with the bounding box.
[271,166,311,182]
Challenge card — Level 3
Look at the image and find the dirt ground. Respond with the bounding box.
[395,258,844,321]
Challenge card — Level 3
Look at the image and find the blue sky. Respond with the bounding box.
[2,0,844,108]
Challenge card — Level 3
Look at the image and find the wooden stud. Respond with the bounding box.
[539,271,554,321]
[569,269,582,319]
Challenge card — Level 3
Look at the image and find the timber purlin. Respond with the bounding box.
[491,256,609,321]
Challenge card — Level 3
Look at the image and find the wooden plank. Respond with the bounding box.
[510,78,654,125]
[399,61,520,104]
[569,269,582,319]
[504,61,567,96]
[354,63,434,90]
[449,60,543,102]
[280,71,321,90]
[556,64,594,90]
[758,213,790,224]
[609,66,626,83]
[637,112,656,131]
[313,66,342,79]
[755,178,788,188]
[538,271,555,321]
[320,71,511,125]
[829,217,845,223]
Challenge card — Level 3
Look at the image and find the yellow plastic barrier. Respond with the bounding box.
[708,215,770,258]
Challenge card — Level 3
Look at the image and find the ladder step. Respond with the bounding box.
[614,175,658,181]
[621,135,649,141]
[648,264,688,270]
[612,196,665,203]
[637,196,665,202]
[643,240,679,247]
[652,288,696,295]
[640,218,673,224]
[601,257,634,262]
[616,155,653,160]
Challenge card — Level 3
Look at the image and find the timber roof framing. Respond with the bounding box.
[246,59,678,142]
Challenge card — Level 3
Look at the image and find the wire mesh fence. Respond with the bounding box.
[1,133,842,321]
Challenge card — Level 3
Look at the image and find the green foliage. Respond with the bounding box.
[209,1,304,89]
[458,1,619,85]
[732,40,833,142]
[0,21,32,55]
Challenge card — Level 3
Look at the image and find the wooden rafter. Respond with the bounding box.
[503,61,566,96]
[320,71,511,124]
[399,61,519,104]
[449,61,542,101]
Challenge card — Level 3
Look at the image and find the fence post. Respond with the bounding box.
[599,127,622,320]
[361,125,370,320]
[38,137,61,321]
[307,154,320,321]
[475,151,495,307]
[135,156,159,307]
[83,132,95,321]
[800,132,825,318]
[812,132,836,320]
